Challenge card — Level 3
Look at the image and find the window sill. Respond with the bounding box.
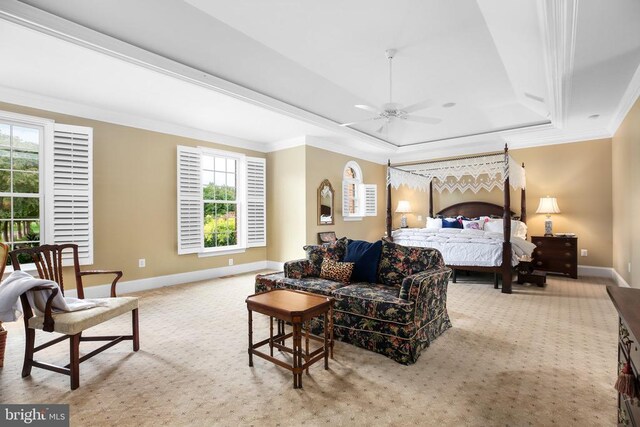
[197,248,246,258]
[343,216,363,222]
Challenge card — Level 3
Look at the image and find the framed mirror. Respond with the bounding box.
[317,179,334,225]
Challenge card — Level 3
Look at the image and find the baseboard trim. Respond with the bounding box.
[266,260,285,271]
[578,265,613,278]
[65,261,270,298]
[612,268,630,288]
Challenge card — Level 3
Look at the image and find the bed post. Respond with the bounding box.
[520,162,527,224]
[429,180,434,218]
[386,160,393,241]
[502,144,513,294]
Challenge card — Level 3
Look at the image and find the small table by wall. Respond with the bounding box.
[246,289,334,389]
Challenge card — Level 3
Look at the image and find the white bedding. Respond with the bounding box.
[391,228,537,267]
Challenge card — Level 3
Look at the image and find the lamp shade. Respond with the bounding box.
[536,197,560,214]
[395,200,412,213]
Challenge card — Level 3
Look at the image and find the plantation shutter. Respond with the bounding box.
[177,146,203,254]
[246,157,266,247]
[48,124,93,264]
[363,184,377,216]
[342,181,351,217]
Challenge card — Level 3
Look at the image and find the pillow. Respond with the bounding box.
[344,240,383,283]
[484,219,528,239]
[303,237,348,277]
[462,219,484,230]
[319,258,354,283]
[442,217,463,229]
[426,217,442,230]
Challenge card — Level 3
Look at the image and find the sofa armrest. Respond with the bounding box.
[284,259,313,279]
[399,267,452,303]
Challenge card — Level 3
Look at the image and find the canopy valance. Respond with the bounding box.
[388,153,525,194]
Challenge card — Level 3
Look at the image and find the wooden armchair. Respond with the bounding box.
[8,243,139,390]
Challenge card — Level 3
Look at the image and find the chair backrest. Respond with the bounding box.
[0,242,8,278]
[9,244,81,296]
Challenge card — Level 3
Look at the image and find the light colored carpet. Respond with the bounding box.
[0,272,618,426]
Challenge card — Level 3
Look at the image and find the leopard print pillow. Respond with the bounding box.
[319,258,354,284]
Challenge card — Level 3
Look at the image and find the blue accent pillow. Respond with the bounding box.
[442,218,463,229]
[344,240,383,283]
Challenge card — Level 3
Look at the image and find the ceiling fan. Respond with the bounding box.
[340,49,442,133]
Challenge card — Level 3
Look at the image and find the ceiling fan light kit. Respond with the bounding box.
[340,48,444,133]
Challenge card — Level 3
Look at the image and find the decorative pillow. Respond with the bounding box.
[303,237,348,277]
[344,240,383,283]
[442,217,463,229]
[484,219,528,239]
[462,219,484,230]
[378,240,445,287]
[426,217,442,230]
[319,258,354,283]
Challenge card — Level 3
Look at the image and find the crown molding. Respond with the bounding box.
[537,0,579,129]
[0,85,268,152]
[265,136,307,153]
[0,0,396,151]
[608,63,640,136]
[304,136,389,164]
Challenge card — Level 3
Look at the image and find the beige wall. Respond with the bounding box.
[305,145,387,245]
[265,144,387,263]
[613,96,640,287]
[392,139,613,267]
[266,146,307,262]
[0,102,266,290]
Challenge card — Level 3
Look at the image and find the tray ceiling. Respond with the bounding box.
[1,0,639,162]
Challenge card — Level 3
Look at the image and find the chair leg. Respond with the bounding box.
[21,328,35,378]
[70,334,80,390]
[132,309,140,352]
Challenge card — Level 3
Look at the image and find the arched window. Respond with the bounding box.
[342,161,377,220]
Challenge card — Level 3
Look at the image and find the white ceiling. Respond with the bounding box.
[0,0,639,162]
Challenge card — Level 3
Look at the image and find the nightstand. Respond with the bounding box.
[531,235,578,279]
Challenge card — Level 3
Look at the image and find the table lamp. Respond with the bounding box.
[395,200,412,228]
[536,196,560,236]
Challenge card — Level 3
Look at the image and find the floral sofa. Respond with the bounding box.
[255,239,452,365]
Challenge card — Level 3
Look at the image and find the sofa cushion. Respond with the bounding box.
[303,237,348,276]
[344,240,382,283]
[378,241,446,287]
[332,283,414,325]
[278,276,351,296]
[320,258,354,283]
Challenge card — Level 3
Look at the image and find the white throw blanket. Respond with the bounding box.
[0,270,107,322]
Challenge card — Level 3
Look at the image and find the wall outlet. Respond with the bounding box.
[228,258,234,266]
[417,215,423,221]
[580,249,588,257]
[138,258,145,268]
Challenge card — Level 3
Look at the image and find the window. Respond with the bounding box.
[202,153,239,249]
[342,161,377,220]
[0,110,94,267]
[0,122,43,252]
[177,146,265,255]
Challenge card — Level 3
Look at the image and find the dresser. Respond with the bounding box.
[531,236,578,279]
[608,286,640,426]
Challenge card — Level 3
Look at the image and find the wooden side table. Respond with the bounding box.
[246,289,334,389]
[531,235,578,279]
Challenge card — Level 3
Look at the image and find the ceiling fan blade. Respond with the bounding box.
[404,115,442,125]
[375,124,385,133]
[402,99,434,114]
[339,116,379,127]
[354,104,381,114]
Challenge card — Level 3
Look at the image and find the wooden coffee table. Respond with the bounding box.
[246,289,334,389]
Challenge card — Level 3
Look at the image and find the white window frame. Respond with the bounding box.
[199,147,246,256]
[1,110,94,272]
[342,161,377,221]
[177,145,266,257]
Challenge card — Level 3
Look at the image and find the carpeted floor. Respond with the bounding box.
[0,272,618,426]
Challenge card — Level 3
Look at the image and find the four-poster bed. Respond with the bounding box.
[385,145,532,294]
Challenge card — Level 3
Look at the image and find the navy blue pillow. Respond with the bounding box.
[442,218,463,229]
[344,240,383,283]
